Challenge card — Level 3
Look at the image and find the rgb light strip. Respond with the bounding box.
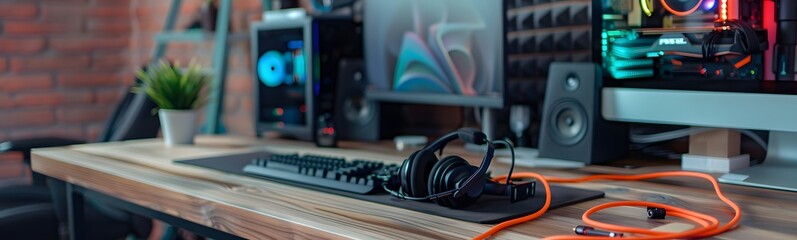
[640,0,653,17]
[660,0,703,17]
[720,0,728,21]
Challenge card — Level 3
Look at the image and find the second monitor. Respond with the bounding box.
[363,0,506,109]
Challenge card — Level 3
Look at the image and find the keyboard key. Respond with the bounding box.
[242,153,396,194]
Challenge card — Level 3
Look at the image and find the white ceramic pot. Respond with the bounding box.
[159,109,198,146]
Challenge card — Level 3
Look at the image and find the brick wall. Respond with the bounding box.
[0,0,131,143]
[0,0,263,165]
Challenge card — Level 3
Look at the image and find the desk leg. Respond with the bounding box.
[66,183,85,240]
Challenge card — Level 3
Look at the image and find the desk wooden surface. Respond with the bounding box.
[31,136,797,239]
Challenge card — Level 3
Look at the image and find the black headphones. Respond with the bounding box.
[384,128,534,209]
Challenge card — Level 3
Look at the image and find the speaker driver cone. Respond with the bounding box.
[549,100,587,146]
[343,96,376,126]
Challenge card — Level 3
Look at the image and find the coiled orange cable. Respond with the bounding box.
[473,171,741,240]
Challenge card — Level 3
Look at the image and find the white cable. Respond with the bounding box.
[738,129,768,150]
[630,127,713,143]
[631,127,767,151]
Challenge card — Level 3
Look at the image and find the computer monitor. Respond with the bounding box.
[599,1,797,191]
[362,0,506,109]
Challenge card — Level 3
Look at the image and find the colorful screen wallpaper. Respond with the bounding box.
[365,0,503,98]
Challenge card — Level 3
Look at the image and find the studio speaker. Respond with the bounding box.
[336,59,380,141]
[538,62,628,164]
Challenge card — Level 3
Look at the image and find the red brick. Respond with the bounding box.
[0,108,55,127]
[2,22,79,36]
[56,105,113,124]
[92,53,128,69]
[0,58,6,73]
[41,0,88,5]
[0,74,53,92]
[85,123,106,142]
[10,55,90,72]
[51,37,129,53]
[57,72,120,88]
[10,125,85,140]
[14,90,93,107]
[87,20,131,35]
[43,5,130,19]
[223,114,254,136]
[233,0,262,11]
[0,38,47,54]
[241,95,253,112]
[224,95,241,114]
[0,94,12,109]
[226,73,251,92]
[0,152,22,162]
[0,3,39,19]
[92,0,130,5]
[95,88,125,103]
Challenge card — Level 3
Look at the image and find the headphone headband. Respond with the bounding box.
[422,128,494,199]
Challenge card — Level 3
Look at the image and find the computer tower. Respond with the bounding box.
[310,17,379,142]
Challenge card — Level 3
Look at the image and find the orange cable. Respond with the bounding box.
[734,55,752,69]
[474,171,741,240]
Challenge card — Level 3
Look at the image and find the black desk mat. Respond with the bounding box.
[177,151,604,224]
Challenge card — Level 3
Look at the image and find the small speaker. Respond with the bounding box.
[335,59,380,141]
[538,62,628,164]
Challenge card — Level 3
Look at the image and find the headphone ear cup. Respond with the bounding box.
[399,151,417,196]
[428,156,480,208]
[402,149,438,197]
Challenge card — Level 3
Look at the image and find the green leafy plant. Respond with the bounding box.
[135,60,210,110]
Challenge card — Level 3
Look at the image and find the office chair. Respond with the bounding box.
[0,88,160,239]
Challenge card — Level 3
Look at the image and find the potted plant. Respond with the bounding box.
[135,60,210,146]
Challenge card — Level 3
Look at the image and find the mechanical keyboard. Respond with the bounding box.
[242,153,399,194]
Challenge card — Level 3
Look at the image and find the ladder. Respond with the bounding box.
[152,0,272,134]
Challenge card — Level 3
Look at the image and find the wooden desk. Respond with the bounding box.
[31,136,797,239]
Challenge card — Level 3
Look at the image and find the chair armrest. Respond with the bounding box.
[0,137,86,154]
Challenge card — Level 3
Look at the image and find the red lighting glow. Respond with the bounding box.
[273,108,284,116]
[322,127,335,135]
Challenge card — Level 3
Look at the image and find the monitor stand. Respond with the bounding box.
[495,147,586,168]
[719,131,797,191]
[465,108,495,152]
[469,109,585,168]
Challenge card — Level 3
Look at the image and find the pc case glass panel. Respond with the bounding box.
[256,28,308,128]
[600,0,765,81]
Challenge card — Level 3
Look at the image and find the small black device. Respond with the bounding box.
[251,10,312,140]
[314,113,337,147]
[647,207,667,219]
[386,128,534,209]
[538,63,628,164]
